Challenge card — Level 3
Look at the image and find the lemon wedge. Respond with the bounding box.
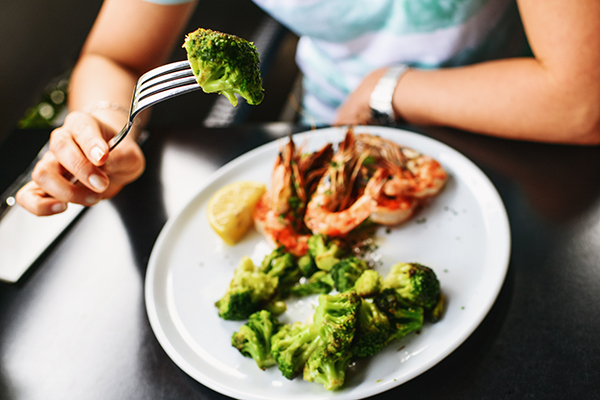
[206,181,267,245]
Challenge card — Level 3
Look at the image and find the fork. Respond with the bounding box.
[108,59,200,149]
[0,60,200,221]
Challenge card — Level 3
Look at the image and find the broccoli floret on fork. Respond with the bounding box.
[184,28,264,106]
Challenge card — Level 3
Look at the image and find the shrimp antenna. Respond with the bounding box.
[287,92,317,131]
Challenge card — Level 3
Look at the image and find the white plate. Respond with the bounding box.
[145,126,511,400]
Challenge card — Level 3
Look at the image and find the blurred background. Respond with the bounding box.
[0,0,301,192]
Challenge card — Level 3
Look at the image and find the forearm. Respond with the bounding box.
[68,53,142,135]
[396,58,600,145]
[67,0,197,136]
[394,0,600,146]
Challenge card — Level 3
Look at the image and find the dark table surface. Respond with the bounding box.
[1,123,600,400]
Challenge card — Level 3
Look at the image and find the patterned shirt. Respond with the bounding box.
[147,0,528,124]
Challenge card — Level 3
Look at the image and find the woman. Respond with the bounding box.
[16,0,600,216]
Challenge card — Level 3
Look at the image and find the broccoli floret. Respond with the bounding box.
[231,310,281,370]
[215,256,278,320]
[290,270,334,297]
[270,291,359,382]
[184,28,264,106]
[331,256,368,293]
[260,246,285,271]
[426,292,446,323]
[312,291,360,356]
[354,269,382,298]
[260,247,302,298]
[375,288,424,343]
[351,298,391,358]
[302,291,359,390]
[297,253,318,277]
[303,343,354,391]
[307,234,348,271]
[270,322,321,379]
[263,299,287,316]
[382,262,441,310]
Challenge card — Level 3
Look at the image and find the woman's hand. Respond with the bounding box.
[16,111,145,216]
[333,68,388,126]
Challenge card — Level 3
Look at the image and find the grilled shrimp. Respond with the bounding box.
[254,194,310,256]
[356,133,447,199]
[383,152,447,199]
[304,130,386,236]
[369,192,419,226]
[305,168,386,236]
[255,130,447,246]
[253,135,332,256]
[355,133,446,226]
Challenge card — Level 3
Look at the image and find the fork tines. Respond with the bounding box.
[132,60,201,113]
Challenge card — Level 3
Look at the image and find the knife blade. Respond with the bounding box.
[0,140,84,283]
[0,202,85,283]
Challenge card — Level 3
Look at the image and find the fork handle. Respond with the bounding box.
[108,120,134,150]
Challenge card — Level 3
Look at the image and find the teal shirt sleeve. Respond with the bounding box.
[143,0,194,4]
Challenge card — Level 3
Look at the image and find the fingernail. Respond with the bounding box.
[86,195,101,205]
[88,174,108,191]
[90,146,105,164]
[52,203,67,213]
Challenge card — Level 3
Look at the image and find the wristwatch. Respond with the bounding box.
[369,65,409,126]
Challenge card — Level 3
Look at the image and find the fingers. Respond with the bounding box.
[101,136,146,186]
[49,112,111,193]
[333,85,374,126]
[334,68,387,126]
[16,110,146,216]
[31,151,104,206]
[334,104,373,126]
[63,111,111,165]
[15,181,68,216]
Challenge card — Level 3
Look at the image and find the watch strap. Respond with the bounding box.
[369,65,409,126]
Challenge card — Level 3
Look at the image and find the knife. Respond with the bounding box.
[0,130,149,283]
[0,141,86,283]
[0,202,85,283]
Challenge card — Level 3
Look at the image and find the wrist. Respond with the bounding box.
[369,65,409,126]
